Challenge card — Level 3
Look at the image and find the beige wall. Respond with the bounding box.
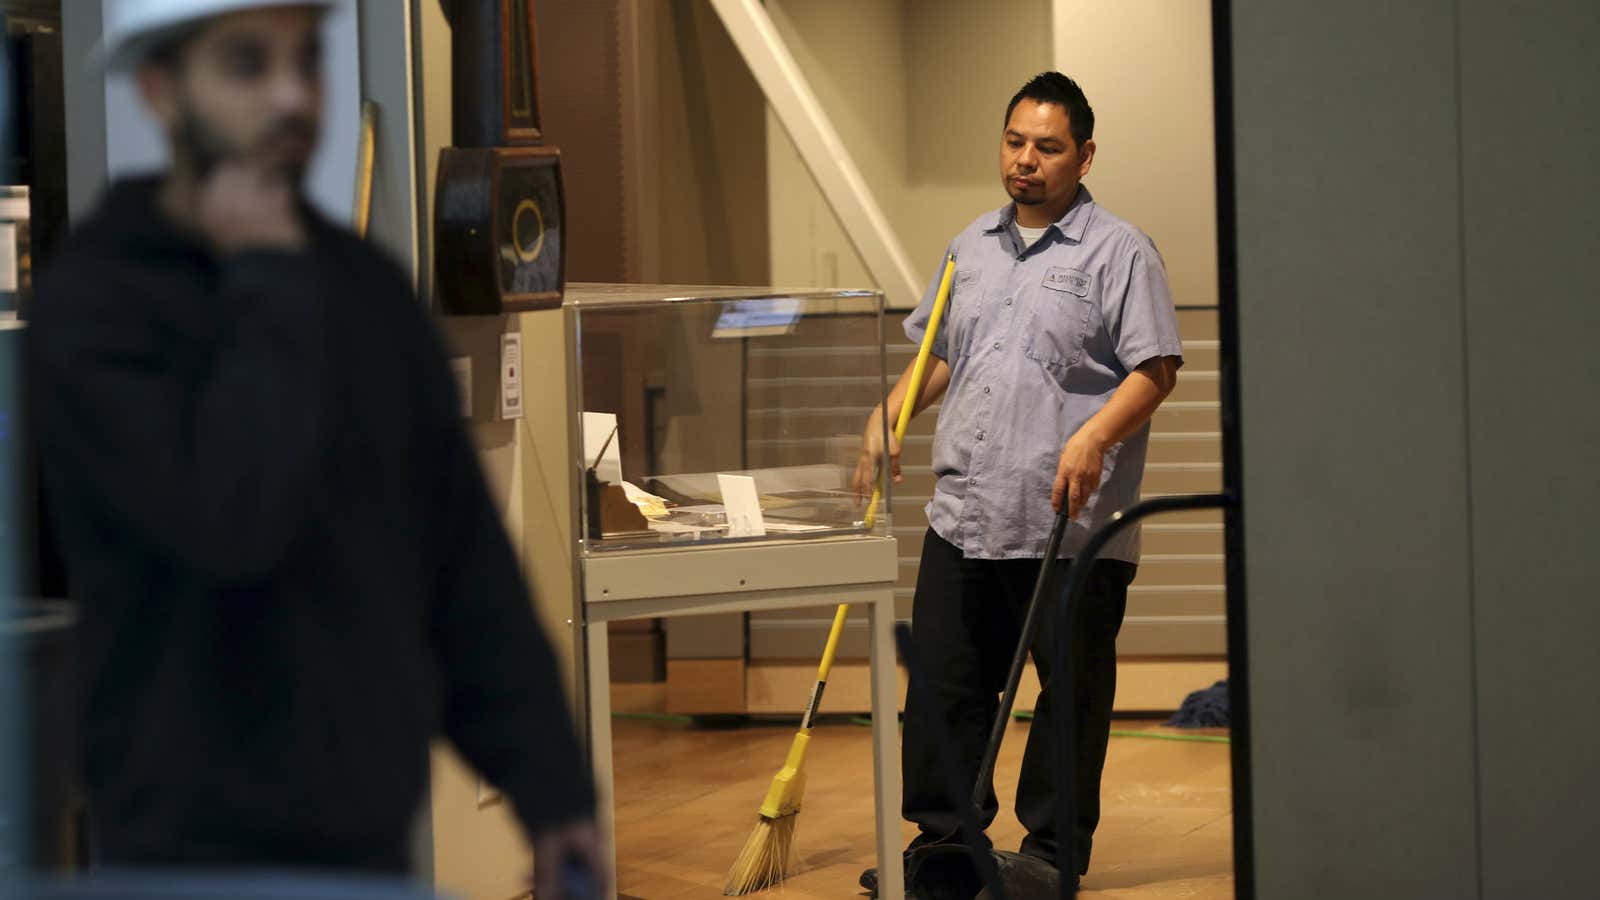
[425,312,583,900]
[1053,0,1218,308]
[538,1,630,281]
[767,0,908,198]
[413,0,451,306]
[634,0,770,286]
[763,0,1213,310]
[762,0,899,290]
[425,310,584,900]
[764,0,1052,301]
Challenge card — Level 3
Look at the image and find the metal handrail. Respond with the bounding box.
[1053,493,1235,899]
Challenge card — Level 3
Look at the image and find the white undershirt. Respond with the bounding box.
[1015,223,1049,247]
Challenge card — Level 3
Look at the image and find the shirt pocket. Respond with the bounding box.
[946,268,984,356]
[1024,267,1094,371]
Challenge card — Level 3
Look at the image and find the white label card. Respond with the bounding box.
[581,411,624,484]
[499,332,523,420]
[718,474,766,537]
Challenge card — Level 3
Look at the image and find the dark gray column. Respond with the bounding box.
[1459,3,1600,897]
[1231,1,1480,896]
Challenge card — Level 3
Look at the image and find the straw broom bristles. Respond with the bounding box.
[723,812,798,895]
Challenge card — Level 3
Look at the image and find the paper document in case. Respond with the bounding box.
[581,411,624,485]
[621,481,670,517]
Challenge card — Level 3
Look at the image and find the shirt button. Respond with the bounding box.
[984,387,991,394]
[1005,298,1013,306]
[977,431,985,441]
[993,342,1001,350]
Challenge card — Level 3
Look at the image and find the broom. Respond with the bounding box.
[723,254,958,895]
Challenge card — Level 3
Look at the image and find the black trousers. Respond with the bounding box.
[902,528,1135,875]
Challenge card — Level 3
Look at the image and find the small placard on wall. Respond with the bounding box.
[0,223,17,293]
[499,333,523,420]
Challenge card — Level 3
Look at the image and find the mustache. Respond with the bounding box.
[261,117,318,147]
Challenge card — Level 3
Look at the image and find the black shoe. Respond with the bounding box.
[859,850,914,896]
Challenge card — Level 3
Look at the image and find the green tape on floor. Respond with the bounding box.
[1109,729,1230,744]
[1012,711,1229,744]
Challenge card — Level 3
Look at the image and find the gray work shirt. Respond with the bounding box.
[904,186,1184,563]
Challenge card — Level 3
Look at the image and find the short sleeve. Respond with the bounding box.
[1104,237,1185,374]
[902,245,956,360]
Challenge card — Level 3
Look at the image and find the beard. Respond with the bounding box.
[174,103,318,183]
[175,106,231,178]
[1008,188,1046,206]
[1006,180,1046,206]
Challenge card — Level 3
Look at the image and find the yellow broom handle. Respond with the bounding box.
[815,604,851,682]
[802,605,850,730]
[864,253,957,528]
[352,101,377,238]
[808,254,958,708]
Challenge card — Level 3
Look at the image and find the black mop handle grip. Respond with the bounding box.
[970,512,1072,810]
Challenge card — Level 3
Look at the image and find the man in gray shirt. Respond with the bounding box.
[854,72,1184,891]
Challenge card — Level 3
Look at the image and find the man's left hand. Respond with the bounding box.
[1052,429,1107,520]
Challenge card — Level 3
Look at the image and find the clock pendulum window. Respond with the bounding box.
[435,0,566,314]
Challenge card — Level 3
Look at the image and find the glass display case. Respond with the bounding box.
[566,284,893,555]
[560,287,905,900]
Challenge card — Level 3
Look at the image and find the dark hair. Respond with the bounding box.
[1004,72,1094,149]
[142,30,197,70]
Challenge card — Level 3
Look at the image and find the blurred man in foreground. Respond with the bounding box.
[27,2,600,894]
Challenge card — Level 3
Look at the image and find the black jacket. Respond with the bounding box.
[27,178,593,869]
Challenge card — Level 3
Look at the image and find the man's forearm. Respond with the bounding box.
[877,354,951,426]
[1052,356,1182,515]
[1077,356,1181,447]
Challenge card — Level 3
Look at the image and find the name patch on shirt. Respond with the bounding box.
[1043,266,1092,297]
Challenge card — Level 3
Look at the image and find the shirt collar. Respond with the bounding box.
[983,185,1096,244]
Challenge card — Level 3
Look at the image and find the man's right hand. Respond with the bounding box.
[853,407,902,503]
[530,819,607,900]
[196,162,307,255]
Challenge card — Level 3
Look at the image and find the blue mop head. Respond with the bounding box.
[1166,680,1230,728]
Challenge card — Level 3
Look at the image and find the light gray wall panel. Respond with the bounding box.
[1458,2,1600,897]
[355,0,419,279]
[1232,2,1479,896]
[61,0,106,222]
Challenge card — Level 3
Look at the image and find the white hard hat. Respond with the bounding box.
[97,0,334,73]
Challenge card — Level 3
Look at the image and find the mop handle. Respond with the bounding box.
[971,511,1072,810]
[804,254,958,731]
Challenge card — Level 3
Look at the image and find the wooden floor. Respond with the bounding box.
[608,709,1234,899]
